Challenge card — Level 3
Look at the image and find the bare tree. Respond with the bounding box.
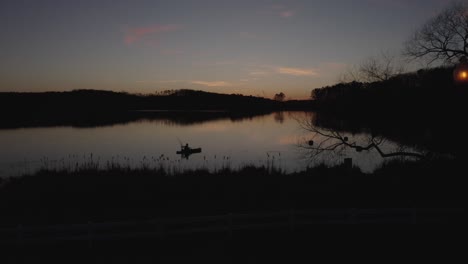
[340,52,405,83]
[359,53,405,82]
[404,2,468,65]
[273,92,286,102]
[297,117,426,160]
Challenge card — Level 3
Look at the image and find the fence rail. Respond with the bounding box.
[0,208,464,246]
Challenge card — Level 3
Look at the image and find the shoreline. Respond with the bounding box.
[0,159,464,227]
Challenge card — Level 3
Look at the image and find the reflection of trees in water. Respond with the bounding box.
[296,114,427,162]
[123,111,276,127]
[0,111,274,129]
[273,112,284,123]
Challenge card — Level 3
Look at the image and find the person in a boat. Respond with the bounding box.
[184,143,189,151]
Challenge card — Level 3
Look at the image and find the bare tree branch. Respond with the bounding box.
[296,117,426,160]
[404,2,468,65]
[340,52,405,83]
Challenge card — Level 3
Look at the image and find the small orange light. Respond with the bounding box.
[461,71,468,79]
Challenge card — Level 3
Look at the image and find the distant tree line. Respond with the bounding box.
[0,89,278,113]
[0,89,316,129]
[311,66,457,114]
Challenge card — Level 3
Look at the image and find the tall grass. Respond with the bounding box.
[22,151,286,177]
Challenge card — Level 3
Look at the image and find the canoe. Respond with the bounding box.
[176,148,202,155]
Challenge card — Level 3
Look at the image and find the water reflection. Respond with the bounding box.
[0,111,427,177]
[0,110,274,129]
[296,114,426,161]
[274,112,285,124]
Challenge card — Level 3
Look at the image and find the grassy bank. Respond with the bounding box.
[0,159,464,226]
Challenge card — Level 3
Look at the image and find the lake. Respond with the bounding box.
[0,111,412,177]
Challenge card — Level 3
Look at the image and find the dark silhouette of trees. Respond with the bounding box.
[311,66,456,114]
[404,1,468,64]
[273,92,285,102]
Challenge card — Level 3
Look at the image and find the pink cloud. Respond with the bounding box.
[124,24,181,45]
[265,5,296,18]
[279,11,295,18]
[191,81,233,87]
[249,70,269,76]
[277,67,318,76]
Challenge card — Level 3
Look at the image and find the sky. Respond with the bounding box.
[0,0,455,99]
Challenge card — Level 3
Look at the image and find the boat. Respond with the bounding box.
[176,147,202,155]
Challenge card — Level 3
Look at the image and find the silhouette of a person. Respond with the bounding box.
[184,143,189,151]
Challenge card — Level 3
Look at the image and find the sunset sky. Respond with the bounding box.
[0,0,452,99]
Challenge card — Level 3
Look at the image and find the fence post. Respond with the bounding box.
[87,221,93,248]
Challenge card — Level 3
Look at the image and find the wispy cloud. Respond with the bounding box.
[249,70,269,76]
[137,80,234,87]
[279,11,295,18]
[124,24,181,45]
[276,67,318,76]
[191,81,233,87]
[266,5,296,18]
[157,80,185,83]
[135,80,185,84]
[135,80,161,84]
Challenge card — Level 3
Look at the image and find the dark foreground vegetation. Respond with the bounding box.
[0,160,464,260]
[0,159,464,228]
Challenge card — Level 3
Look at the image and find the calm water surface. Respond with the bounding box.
[0,112,406,177]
